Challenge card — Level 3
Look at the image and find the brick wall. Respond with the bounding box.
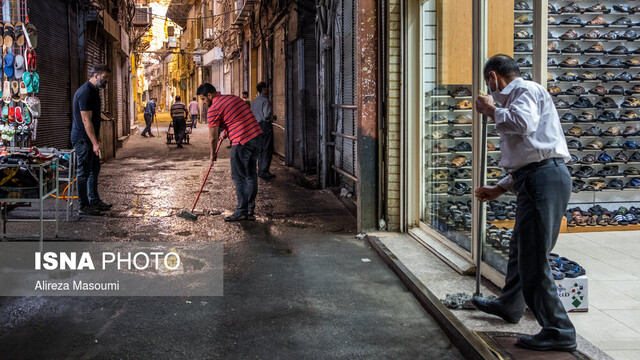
[386,0,402,231]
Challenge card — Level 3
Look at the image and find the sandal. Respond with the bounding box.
[487,168,502,179]
[26,23,37,49]
[14,22,24,47]
[3,23,13,48]
[454,99,472,110]
[449,155,467,168]
[563,260,586,278]
[571,210,587,226]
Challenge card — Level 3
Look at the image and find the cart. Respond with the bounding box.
[166,118,192,145]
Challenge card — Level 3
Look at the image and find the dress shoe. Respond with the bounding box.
[516,331,577,352]
[471,296,522,324]
[91,200,113,210]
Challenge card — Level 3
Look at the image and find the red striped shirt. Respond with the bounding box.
[207,94,262,145]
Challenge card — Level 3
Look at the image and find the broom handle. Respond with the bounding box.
[190,138,224,212]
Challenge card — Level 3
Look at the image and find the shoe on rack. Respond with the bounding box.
[79,205,102,216]
[471,297,522,324]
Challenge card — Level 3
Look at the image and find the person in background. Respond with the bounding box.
[241,91,250,106]
[197,83,262,221]
[141,97,156,137]
[188,97,200,129]
[473,54,575,352]
[170,95,189,148]
[71,64,113,216]
[251,82,276,180]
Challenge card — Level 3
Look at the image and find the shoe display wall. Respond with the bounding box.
[424,85,516,251]
[516,1,640,208]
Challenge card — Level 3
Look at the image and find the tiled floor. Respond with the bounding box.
[555,231,640,360]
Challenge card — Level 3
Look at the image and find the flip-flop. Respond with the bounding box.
[13,55,24,80]
[8,106,14,122]
[3,23,13,48]
[4,53,13,79]
[22,106,31,125]
[26,49,36,71]
[3,81,11,104]
[31,72,39,93]
[11,80,19,101]
[1,105,7,120]
[15,106,22,123]
[14,22,24,47]
[19,81,26,99]
[25,23,37,49]
[22,72,32,93]
[25,96,40,117]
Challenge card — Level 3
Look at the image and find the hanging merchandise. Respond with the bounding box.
[0,0,38,148]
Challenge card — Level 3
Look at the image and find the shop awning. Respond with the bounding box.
[166,0,196,28]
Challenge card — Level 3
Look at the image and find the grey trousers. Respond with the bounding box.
[500,158,576,340]
[230,136,260,215]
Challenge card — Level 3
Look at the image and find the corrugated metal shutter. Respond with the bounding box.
[30,0,78,149]
[85,32,107,113]
[303,21,317,174]
[332,0,357,191]
[272,25,286,158]
[116,58,123,137]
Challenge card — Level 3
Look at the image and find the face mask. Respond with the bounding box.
[488,76,500,98]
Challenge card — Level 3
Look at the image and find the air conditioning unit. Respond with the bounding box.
[195,39,201,49]
[132,7,152,26]
[204,28,214,40]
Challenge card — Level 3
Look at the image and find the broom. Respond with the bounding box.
[178,138,224,221]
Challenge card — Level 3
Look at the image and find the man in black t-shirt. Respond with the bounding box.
[71,64,112,216]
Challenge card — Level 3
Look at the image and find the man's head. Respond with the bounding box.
[192,97,196,101]
[175,95,181,102]
[484,54,520,93]
[241,91,249,99]
[151,97,156,102]
[89,64,111,89]
[197,83,217,108]
[257,82,267,96]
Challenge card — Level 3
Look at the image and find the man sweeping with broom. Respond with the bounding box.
[197,83,262,222]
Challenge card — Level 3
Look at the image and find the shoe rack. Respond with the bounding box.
[514,1,640,222]
[424,86,516,253]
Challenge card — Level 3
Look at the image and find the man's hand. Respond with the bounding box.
[475,185,506,202]
[92,142,100,156]
[475,95,497,118]
[220,130,227,140]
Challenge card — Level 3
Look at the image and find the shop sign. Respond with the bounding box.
[193,54,202,65]
[168,37,177,48]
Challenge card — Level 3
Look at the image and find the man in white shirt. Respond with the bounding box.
[473,54,576,352]
[188,97,200,128]
[251,82,277,179]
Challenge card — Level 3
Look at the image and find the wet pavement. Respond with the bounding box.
[0,116,462,359]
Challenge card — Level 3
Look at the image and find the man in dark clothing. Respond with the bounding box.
[197,83,262,221]
[71,64,112,216]
[251,82,277,179]
[170,95,189,148]
[142,97,156,137]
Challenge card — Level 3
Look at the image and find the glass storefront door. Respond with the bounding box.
[415,0,543,277]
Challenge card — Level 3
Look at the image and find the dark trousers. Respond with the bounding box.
[173,118,186,145]
[500,159,575,340]
[190,114,198,128]
[257,121,273,177]
[73,139,101,208]
[142,114,153,136]
[230,136,259,215]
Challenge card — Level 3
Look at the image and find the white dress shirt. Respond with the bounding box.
[251,93,272,122]
[494,77,571,193]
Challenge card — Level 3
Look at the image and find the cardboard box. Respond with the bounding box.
[555,276,588,312]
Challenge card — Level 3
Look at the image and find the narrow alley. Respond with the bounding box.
[0,120,462,359]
